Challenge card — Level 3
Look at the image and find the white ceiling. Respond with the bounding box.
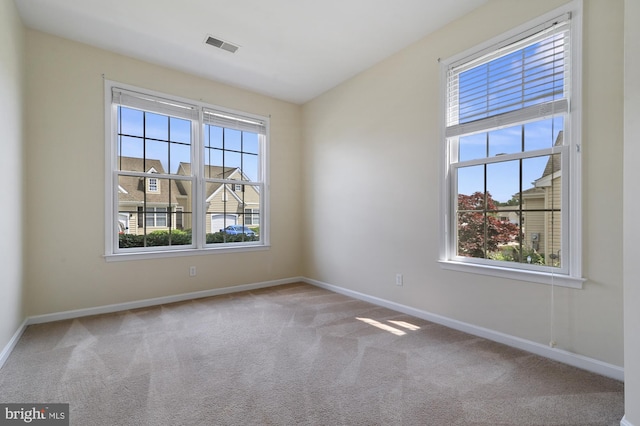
[15,0,487,104]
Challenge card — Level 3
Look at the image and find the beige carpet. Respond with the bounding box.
[0,283,624,425]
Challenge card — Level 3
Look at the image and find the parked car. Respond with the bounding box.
[220,225,256,236]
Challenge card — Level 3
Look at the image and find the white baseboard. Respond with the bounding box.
[621,415,636,426]
[303,277,624,382]
[0,318,28,370]
[27,277,303,325]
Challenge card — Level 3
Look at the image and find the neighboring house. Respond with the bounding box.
[117,157,188,235]
[520,132,563,266]
[176,162,261,234]
[117,157,260,235]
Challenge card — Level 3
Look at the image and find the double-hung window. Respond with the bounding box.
[440,2,583,287]
[105,81,269,258]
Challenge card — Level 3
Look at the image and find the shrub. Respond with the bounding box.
[118,229,192,248]
[206,231,258,244]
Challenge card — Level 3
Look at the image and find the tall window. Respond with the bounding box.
[440,3,582,287]
[105,82,268,257]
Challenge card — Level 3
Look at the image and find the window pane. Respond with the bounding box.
[204,149,224,178]
[145,112,168,140]
[169,142,190,175]
[487,160,519,205]
[242,153,259,182]
[170,117,191,144]
[524,117,564,151]
[207,125,223,149]
[459,133,486,162]
[488,125,522,158]
[118,137,144,171]
[145,140,168,173]
[120,107,143,137]
[224,150,241,173]
[224,128,242,151]
[457,165,484,209]
[243,132,259,154]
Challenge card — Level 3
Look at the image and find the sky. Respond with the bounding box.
[117,107,260,182]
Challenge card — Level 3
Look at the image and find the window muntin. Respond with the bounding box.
[107,84,268,256]
[442,9,579,280]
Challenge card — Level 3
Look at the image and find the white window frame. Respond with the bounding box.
[438,1,584,288]
[104,81,270,261]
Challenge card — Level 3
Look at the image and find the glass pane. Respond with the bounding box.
[486,217,524,264]
[488,125,522,158]
[169,142,190,175]
[486,160,519,206]
[224,128,242,151]
[206,125,223,149]
[118,137,144,171]
[522,156,549,194]
[145,140,169,173]
[524,117,564,151]
[170,117,191,144]
[458,133,486,162]
[120,107,143,137]
[457,209,486,259]
[243,132,259,154]
[457,165,484,209]
[145,112,168,141]
[224,150,242,173]
[242,153,259,182]
[204,149,225,178]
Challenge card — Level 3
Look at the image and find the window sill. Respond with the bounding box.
[105,244,270,262]
[438,260,585,289]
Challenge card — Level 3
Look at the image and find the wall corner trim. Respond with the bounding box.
[303,277,624,382]
[621,415,635,426]
[0,319,29,370]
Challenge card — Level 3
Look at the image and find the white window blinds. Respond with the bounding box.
[112,88,199,120]
[445,14,571,138]
[203,109,267,135]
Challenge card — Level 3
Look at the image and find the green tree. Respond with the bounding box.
[457,191,519,258]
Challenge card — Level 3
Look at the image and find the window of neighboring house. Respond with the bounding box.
[147,177,159,193]
[244,208,259,226]
[106,81,269,258]
[145,207,168,227]
[439,1,583,288]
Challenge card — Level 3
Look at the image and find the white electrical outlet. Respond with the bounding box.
[189,266,197,277]
[395,273,403,286]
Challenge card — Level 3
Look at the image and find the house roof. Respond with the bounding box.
[178,162,244,199]
[540,131,563,179]
[117,157,186,205]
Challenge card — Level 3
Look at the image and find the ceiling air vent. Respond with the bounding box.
[205,36,239,53]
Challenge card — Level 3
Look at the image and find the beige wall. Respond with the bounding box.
[624,0,640,422]
[302,0,625,366]
[0,0,25,353]
[24,30,303,316]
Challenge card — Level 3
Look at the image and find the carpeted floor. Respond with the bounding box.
[0,283,624,425]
